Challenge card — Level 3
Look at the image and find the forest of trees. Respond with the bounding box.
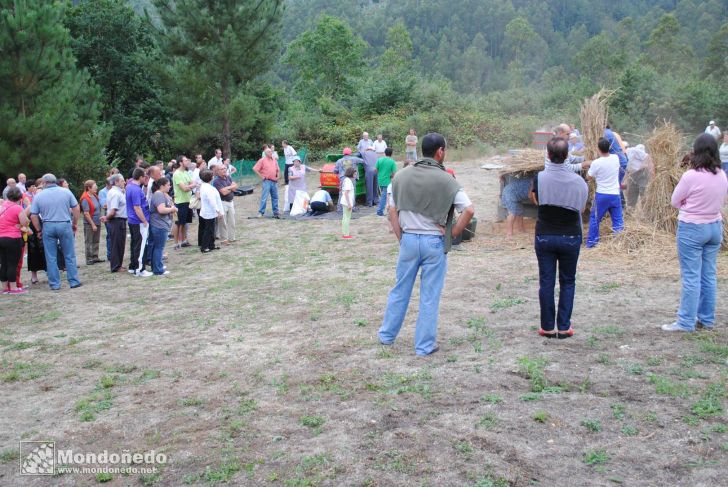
[2,0,727,186]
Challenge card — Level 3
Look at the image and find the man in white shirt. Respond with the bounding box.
[16,173,26,193]
[309,188,334,215]
[705,121,721,141]
[207,148,223,169]
[586,137,624,248]
[372,134,387,157]
[378,133,475,356]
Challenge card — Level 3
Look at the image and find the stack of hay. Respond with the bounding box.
[499,149,545,178]
[579,89,613,162]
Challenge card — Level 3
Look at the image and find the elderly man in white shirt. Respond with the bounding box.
[198,169,223,253]
[282,140,297,185]
[207,148,223,169]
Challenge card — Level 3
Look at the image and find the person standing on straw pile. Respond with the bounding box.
[662,134,728,333]
[624,144,654,209]
[530,137,588,339]
[586,138,624,248]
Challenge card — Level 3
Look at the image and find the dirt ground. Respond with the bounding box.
[1,157,727,487]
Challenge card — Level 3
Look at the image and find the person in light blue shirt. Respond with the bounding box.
[29,174,81,290]
[357,132,373,154]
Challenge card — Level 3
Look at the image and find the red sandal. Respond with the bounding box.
[538,328,557,339]
[557,328,574,339]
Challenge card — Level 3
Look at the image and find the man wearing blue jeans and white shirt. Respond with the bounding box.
[378,133,475,356]
[586,137,624,248]
[29,174,82,290]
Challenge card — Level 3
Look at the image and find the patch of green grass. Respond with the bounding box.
[81,359,103,369]
[586,336,600,349]
[490,297,525,311]
[0,361,50,382]
[376,450,414,474]
[336,293,355,311]
[202,458,241,483]
[620,425,639,436]
[466,316,487,333]
[454,441,473,457]
[699,341,728,363]
[446,355,458,363]
[381,369,433,399]
[648,374,692,398]
[712,424,727,433]
[272,374,289,395]
[96,472,113,482]
[646,356,664,367]
[624,362,644,375]
[376,348,394,359]
[0,448,19,463]
[595,282,621,293]
[683,415,700,426]
[135,369,161,384]
[517,356,549,392]
[179,396,204,407]
[583,448,610,466]
[354,319,367,327]
[593,325,625,337]
[721,442,728,452]
[611,404,626,420]
[31,310,61,324]
[75,390,113,422]
[533,410,549,423]
[476,412,498,429]
[104,363,137,374]
[597,353,611,365]
[139,471,162,486]
[99,375,115,388]
[467,473,510,487]
[691,383,725,418]
[481,394,503,405]
[581,419,602,432]
[642,411,658,423]
[299,415,325,428]
[519,393,542,402]
[238,398,258,415]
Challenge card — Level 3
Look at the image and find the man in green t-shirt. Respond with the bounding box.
[375,147,397,216]
[171,156,198,248]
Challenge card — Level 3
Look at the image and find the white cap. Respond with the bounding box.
[709,120,715,125]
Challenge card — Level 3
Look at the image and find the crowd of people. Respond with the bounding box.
[0,125,726,353]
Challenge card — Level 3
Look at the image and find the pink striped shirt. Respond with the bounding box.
[671,169,728,224]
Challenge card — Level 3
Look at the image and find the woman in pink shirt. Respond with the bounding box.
[0,187,31,294]
[663,134,728,332]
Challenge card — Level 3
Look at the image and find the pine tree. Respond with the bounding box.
[0,0,109,182]
[152,0,283,157]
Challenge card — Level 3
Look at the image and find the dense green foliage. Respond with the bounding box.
[2,0,728,185]
[0,0,109,185]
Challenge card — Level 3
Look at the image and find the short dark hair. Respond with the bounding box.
[344,166,357,178]
[200,169,213,183]
[546,137,569,164]
[132,168,146,180]
[5,186,22,202]
[597,137,610,153]
[152,176,169,193]
[384,147,393,157]
[421,133,446,158]
[691,133,721,174]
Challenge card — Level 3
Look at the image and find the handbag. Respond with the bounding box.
[189,192,201,210]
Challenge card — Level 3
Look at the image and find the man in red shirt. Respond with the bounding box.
[253,146,280,218]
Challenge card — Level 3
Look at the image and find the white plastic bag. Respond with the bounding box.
[290,190,310,216]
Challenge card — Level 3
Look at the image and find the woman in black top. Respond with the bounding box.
[529,138,589,339]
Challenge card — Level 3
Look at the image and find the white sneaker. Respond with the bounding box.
[163,271,170,275]
[661,322,691,332]
[137,270,153,277]
[127,269,136,275]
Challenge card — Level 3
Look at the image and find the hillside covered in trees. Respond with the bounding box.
[3,0,728,183]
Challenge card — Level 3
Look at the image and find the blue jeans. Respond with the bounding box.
[378,233,447,355]
[535,234,581,331]
[722,162,728,179]
[586,193,624,247]
[42,221,80,289]
[149,226,168,275]
[376,185,388,215]
[258,180,279,216]
[675,221,723,330]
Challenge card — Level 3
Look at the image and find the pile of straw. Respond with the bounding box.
[636,122,686,235]
[594,217,676,260]
[499,149,545,177]
[579,89,614,161]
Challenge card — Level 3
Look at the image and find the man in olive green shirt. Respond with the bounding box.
[375,147,397,216]
[172,156,198,248]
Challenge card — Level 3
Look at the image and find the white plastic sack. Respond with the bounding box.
[290,190,310,216]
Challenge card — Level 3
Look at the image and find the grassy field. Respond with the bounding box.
[1,158,727,486]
